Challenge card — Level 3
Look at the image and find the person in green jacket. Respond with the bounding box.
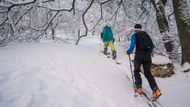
[101,25,117,59]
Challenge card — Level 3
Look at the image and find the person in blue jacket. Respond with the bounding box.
[127,24,161,100]
[101,25,116,59]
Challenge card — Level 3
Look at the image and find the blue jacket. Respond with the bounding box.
[127,33,155,54]
[102,26,114,42]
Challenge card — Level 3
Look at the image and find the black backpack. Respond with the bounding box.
[135,31,153,51]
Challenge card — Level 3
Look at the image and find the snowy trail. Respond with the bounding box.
[0,37,190,107]
[0,40,146,107]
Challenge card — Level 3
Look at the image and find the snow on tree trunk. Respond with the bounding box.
[151,0,176,60]
[172,0,190,64]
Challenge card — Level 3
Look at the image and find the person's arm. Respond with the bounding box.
[127,34,136,54]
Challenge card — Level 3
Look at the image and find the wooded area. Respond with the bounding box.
[0,0,190,64]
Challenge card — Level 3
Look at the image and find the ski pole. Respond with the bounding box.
[99,34,103,53]
[128,55,137,96]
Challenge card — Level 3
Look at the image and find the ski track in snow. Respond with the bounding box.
[0,56,109,107]
[0,37,189,107]
[0,42,131,107]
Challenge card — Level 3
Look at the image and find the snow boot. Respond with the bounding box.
[136,87,143,95]
[151,89,161,101]
[112,50,117,59]
[103,48,108,55]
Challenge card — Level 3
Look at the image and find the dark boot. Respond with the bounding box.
[112,50,117,59]
[104,48,108,55]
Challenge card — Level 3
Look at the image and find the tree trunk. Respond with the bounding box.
[172,0,190,64]
[155,1,169,33]
[150,0,175,59]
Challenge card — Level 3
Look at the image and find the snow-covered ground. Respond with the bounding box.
[0,36,190,107]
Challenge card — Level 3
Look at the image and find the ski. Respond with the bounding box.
[100,51,121,65]
[105,52,121,65]
[151,93,162,102]
[125,75,164,107]
[113,58,121,65]
[136,93,158,107]
[100,51,110,58]
[133,87,164,107]
[143,90,164,107]
[106,52,111,58]
[141,92,159,107]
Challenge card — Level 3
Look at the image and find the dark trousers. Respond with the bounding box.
[134,53,158,91]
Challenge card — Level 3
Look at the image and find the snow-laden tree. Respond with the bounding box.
[0,0,190,65]
[150,0,174,59]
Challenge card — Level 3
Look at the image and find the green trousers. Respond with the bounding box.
[104,40,116,52]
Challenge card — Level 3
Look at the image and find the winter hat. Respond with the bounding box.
[134,24,142,29]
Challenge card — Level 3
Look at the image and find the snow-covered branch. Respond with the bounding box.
[89,0,112,31]
[6,0,37,12]
[76,0,95,45]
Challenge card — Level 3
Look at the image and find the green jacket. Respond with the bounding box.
[102,26,114,42]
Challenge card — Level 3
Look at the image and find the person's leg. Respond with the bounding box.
[103,42,109,54]
[134,55,142,89]
[143,54,161,100]
[143,54,158,91]
[109,40,116,58]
